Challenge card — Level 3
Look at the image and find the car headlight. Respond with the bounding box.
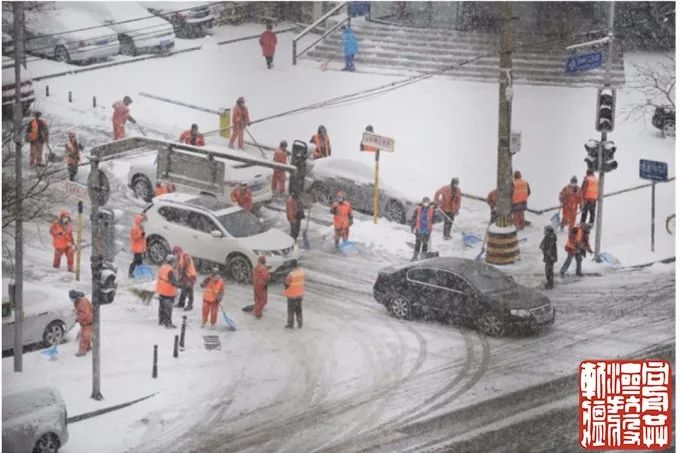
[253,250,273,257]
[510,309,530,318]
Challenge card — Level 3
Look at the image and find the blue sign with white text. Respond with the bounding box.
[565,51,604,74]
[639,159,668,182]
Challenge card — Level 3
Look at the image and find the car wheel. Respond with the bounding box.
[662,120,675,138]
[32,432,60,453]
[119,35,137,56]
[54,45,70,63]
[147,237,170,265]
[42,321,65,347]
[310,182,330,205]
[388,294,412,320]
[385,200,406,224]
[227,254,252,283]
[477,311,506,337]
[132,175,153,202]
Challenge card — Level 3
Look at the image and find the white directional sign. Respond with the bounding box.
[64,180,89,202]
[361,131,395,152]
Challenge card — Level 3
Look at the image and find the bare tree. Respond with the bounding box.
[623,53,675,123]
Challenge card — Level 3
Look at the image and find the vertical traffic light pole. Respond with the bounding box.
[594,2,615,262]
[89,155,104,401]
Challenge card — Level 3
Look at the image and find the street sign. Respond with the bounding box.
[361,131,395,152]
[157,148,226,195]
[639,159,668,182]
[565,51,603,74]
[65,181,89,201]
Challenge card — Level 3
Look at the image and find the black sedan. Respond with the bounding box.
[652,105,675,138]
[373,257,555,336]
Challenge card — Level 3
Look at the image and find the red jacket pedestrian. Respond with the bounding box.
[252,256,271,318]
[272,141,289,194]
[112,96,135,140]
[259,24,277,69]
[50,210,74,272]
[228,97,250,150]
[70,290,92,356]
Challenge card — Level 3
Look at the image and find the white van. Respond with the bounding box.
[1,56,34,117]
[2,387,69,453]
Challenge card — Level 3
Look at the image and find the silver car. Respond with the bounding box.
[22,3,120,64]
[2,282,77,354]
[2,387,69,453]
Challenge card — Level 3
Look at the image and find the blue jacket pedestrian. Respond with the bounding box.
[341,25,358,72]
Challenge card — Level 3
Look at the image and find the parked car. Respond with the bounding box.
[2,387,69,453]
[2,282,77,354]
[22,3,120,64]
[2,56,34,117]
[373,257,555,336]
[144,193,300,282]
[305,157,421,225]
[652,105,675,138]
[142,2,215,38]
[72,2,175,56]
[128,150,274,207]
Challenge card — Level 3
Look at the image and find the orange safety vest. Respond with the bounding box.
[50,221,73,249]
[75,297,93,326]
[565,226,585,255]
[332,201,352,229]
[179,130,206,146]
[129,222,146,254]
[512,179,529,204]
[284,268,305,299]
[156,264,176,297]
[65,139,80,166]
[583,175,599,201]
[27,118,46,143]
[178,252,197,279]
[415,205,434,231]
[202,277,224,303]
[311,134,331,158]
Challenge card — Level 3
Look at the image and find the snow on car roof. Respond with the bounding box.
[1,280,73,318]
[24,3,116,41]
[155,193,241,214]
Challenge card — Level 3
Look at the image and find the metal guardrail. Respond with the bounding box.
[292,2,349,65]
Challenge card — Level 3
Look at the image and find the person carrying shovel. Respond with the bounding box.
[434,177,462,240]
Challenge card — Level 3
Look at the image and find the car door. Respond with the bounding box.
[156,206,188,249]
[440,272,475,319]
[405,268,454,313]
[184,209,229,263]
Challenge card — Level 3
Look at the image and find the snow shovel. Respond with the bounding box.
[132,120,148,137]
[132,263,154,282]
[41,345,59,361]
[599,252,620,266]
[219,304,237,331]
[320,50,339,71]
[437,206,482,245]
[245,128,268,158]
[339,239,359,256]
[550,212,561,231]
[301,203,313,250]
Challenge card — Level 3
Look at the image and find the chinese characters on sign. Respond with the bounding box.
[579,360,672,450]
[639,159,669,182]
[361,131,395,152]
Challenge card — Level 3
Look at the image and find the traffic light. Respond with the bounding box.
[584,139,600,172]
[98,261,118,305]
[596,87,616,132]
[289,139,308,196]
[601,140,618,172]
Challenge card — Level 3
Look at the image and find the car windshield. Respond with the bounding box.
[467,267,517,293]
[216,210,267,238]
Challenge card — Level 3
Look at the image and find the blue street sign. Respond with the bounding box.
[565,51,604,74]
[639,159,668,182]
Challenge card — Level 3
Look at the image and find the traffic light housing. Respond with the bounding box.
[98,261,118,305]
[601,140,618,172]
[584,139,600,172]
[289,140,308,196]
[596,87,616,132]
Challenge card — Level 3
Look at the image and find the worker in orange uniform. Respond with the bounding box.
[228,96,250,150]
[283,260,305,329]
[559,176,582,231]
[310,125,331,159]
[128,213,147,278]
[410,197,435,261]
[200,267,224,328]
[434,177,462,240]
[50,210,74,272]
[231,182,254,212]
[172,246,197,311]
[112,95,136,140]
[252,255,271,319]
[272,140,289,195]
[65,131,83,182]
[154,179,175,197]
[330,191,353,249]
[69,290,92,356]
[560,223,592,278]
[486,189,498,223]
[156,254,179,328]
[580,169,599,225]
[259,22,278,69]
[179,123,205,146]
[286,192,304,241]
[511,171,531,230]
[26,111,49,167]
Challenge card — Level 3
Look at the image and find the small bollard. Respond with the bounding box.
[68,91,72,103]
[152,345,158,378]
[92,96,97,108]
[45,85,49,97]
[179,316,187,351]
[173,335,179,358]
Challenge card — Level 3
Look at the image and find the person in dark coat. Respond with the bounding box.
[539,225,558,289]
[409,197,435,261]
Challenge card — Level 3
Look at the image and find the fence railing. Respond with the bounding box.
[292,2,348,65]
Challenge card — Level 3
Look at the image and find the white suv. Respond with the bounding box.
[144,193,299,282]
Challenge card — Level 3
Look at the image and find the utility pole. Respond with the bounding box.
[486,2,519,265]
[594,2,615,262]
[12,1,25,373]
[90,158,104,401]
